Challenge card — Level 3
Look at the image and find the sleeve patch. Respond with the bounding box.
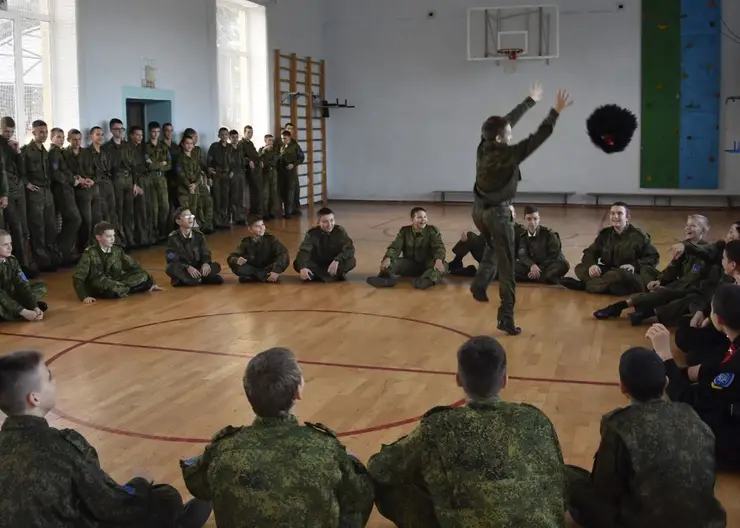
[711,373,734,390]
[121,485,136,495]
[691,264,702,273]
[166,252,178,262]
[182,455,201,466]
[19,270,28,282]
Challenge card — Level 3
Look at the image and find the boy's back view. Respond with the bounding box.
[180,347,374,527]
[566,347,726,528]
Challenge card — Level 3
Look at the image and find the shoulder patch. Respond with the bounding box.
[711,373,735,390]
[18,269,28,282]
[211,425,242,442]
[602,405,630,422]
[422,405,454,420]
[304,421,338,438]
[58,428,95,456]
[165,251,178,262]
[168,230,179,237]
[691,263,703,273]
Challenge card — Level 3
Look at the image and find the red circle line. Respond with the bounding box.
[1,309,617,443]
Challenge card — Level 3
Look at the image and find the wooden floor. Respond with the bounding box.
[1,202,739,526]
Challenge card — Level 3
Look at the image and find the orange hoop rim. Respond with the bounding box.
[497,48,523,60]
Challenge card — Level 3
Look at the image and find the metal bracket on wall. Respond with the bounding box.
[281,91,323,105]
[726,96,740,104]
[320,98,355,109]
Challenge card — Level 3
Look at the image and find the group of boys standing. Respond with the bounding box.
[0,114,305,278]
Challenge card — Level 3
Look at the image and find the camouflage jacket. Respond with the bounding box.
[175,153,202,191]
[86,146,113,182]
[384,225,446,264]
[238,138,261,165]
[0,256,39,315]
[580,224,660,271]
[294,226,355,269]
[475,97,559,206]
[657,239,711,290]
[63,147,93,181]
[129,143,146,184]
[103,139,136,178]
[259,146,279,171]
[165,229,212,269]
[0,415,155,527]
[72,244,151,300]
[180,414,374,528]
[367,399,566,527]
[589,399,726,527]
[515,225,565,267]
[144,140,172,176]
[227,233,290,273]
[0,144,5,196]
[207,141,238,175]
[49,144,76,188]
[20,141,50,187]
[0,135,21,189]
[279,141,303,167]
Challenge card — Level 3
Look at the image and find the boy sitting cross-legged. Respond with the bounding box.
[0,229,47,322]
[165,207,224,287]
[72,221,162,304]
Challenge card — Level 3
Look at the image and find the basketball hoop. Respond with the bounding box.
[497,48,523,73]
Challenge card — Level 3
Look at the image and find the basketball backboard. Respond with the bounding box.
[467,4,559,63]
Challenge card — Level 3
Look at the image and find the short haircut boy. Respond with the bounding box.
[619,347,666,402]
[410,206,426,217]
[457,336,507,399]
[524,205,539,215]
[0,350,44,416]
[712,284,740,331]
[94,221,115,237]
[317,207,333,217]
[244,347,302,417]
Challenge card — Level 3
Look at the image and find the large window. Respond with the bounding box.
[0,0,78,143]
[216,0,268,136]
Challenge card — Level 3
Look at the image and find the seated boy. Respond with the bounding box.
[0,230,47,322]
[368,336,565,526]
[0,349,213,527]
[562,202,660,295]
[366,207,448,290]
[180,347,374,526]
[165,207,224,286]
[649,285,740,471]
[593,215,712,326]
[293,207,356,282]
[566,346,726,527]
[514,205,569,284]
[227,214,289,283]
[72,221,162,304]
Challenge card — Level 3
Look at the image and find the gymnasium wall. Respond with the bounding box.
[322,0,740,205]
[76,0,219,144]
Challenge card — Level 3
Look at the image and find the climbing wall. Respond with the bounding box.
[641,0,681,189]
[640,0,722,189]
[679,0,722,189]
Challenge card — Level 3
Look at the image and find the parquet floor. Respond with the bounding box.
[1,202,739,526]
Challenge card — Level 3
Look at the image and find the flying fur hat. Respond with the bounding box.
[586,104,638,154]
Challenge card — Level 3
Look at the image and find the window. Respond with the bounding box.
[216,0,268,137]
[0,0,78,144]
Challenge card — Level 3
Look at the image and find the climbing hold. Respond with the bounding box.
[658,24,668,30]
[657,83,663,90]
[687,136,693,140]
[709,156,716,162]
[707,63,714,70]
[709,21,716,27]
[686,43,693,49]
[708,1,717,7]
[681,73,689,79]
[673,127,679,134]
[647,175,653,182]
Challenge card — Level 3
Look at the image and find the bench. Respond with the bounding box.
[587,192,739,208]
[436,190,575,205]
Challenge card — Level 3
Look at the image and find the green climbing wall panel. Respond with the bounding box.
[641,0,681,188]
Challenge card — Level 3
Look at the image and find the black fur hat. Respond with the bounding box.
[586,104,638,154]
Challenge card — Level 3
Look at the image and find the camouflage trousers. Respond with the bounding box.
[166,261,223,287]
[514,259,570,284]
[178,188,200,221]
[196,182,213,232]
[575,263,659,296]
[629,287,701,327]
[97,180,117,228]
[211,172,232,228]
[386,257,448,284]
[0,281,47,321]
[4,185,31,269]
[452,232,486,263]
[26,186,60,269]
[231,263,273,282]
[471,202,516,323]
[374,482,440,528]
[230,172,247,224]
[134,176,154,246]
[75,185,102,252]
[149,174,170,242]
[87,271,152,299]
[279,167,299,216]
[292,257,357,282]
[263,168,279,217]
[565,465,613,528]
[51,182,82,262]
[248,167,264,216]
[113,174,135,248]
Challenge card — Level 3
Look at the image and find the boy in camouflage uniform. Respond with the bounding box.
[145,121,172,243]
[293,207,356,282]
[165,207,223,287]
[366,207,448,290]
[72,222,161,304]
[227,215,290,283]
[259,134,279,220]
[0,230,47,322]
[48,127,82,265]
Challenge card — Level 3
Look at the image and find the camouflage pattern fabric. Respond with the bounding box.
[71,244,152,300]
[0,256,47,320]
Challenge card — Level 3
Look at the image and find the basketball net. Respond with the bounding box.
[497,48,521,73]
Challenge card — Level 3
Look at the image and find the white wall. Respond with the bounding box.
[323,0,740,204]
[76,0,219,144]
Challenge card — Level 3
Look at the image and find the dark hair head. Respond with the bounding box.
[148,121,161,131]
[247,214,263,226]
[32,120,47,129]
[67,129,81,139]
[1,116,16,128]
[0,350,44,415]
[218,127,229,135]
[281,130,291,137]
[523,205,539,215]
[244,125,253,131]
[284,122,294,128]
[410,206,426,218]
[317,207,333,217]
[173,206,190,221]
[50,127,64,136]
[264,134,273,140]
[457,336,507,399]
[725,240,740,265]
[481,116,509,141]
[229,129,239,136]
[713,284,740,331]
[619,347,666,402]
[244,347,302,416]
[611,201,630,214]
[109,118,123,129]
[129,126,143,135]
[183,128,196,136]
[162,122,173,129]
[89,126,103,135]
[94,221,115,237]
